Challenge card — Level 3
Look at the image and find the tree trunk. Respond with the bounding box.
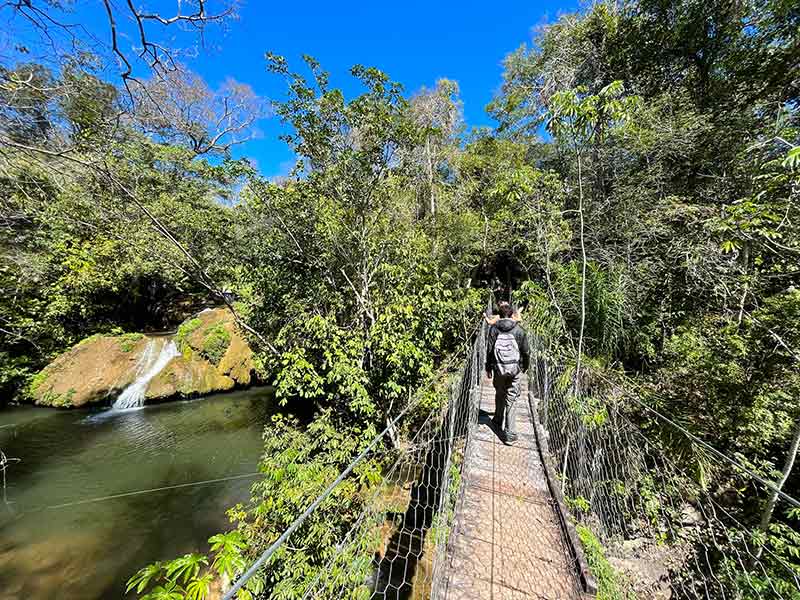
[425,136,435,216]
[574,148,587,392]
[756,417,800,559]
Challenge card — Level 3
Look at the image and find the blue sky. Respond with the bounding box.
[11,0,579,177]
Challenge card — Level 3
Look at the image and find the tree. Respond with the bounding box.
[133,69,265,156]
[239,56,482,429]
[405,79,462,217]
[2,0,239,89]
[547,81,640,383]
[0,63,59,143]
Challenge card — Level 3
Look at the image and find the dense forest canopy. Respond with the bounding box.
[1,0,799,597]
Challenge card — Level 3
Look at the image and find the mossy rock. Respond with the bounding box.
[29,307,258,408]
[29,334,150,407]
[218,333,254,386]
[170,308,254,382]
[176,318,202,353]
[146,355,235,399]
[144,308,255,399]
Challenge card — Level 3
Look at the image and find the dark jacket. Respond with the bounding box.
[486,318,531,373]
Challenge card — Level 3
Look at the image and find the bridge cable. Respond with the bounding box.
[1,472,264,516]
[594,369,800,509]
[43,472,263,510]
[222,395,416,600]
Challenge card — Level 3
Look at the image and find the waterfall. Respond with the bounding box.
[113,339,180,410]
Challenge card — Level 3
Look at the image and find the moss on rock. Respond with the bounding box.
[201,323,231,365]
[176,318,202,353]
[576,524,633,600]
[117,332,145,352]
[29,307,258,408]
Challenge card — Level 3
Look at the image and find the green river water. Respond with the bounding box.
[0,388,272,600]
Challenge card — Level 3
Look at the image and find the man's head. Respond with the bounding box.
[497,301,513,319]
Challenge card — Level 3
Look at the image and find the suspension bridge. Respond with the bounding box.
[223,305,800,600]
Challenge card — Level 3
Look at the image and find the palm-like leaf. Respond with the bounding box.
[126,561,164,594]
[141,580,184,600]
[209,531,247,578]
[185,572,214,600]
[208,531,246,554]
[212,550,246,578]
[244,574,265,596]
[165,553,208,584]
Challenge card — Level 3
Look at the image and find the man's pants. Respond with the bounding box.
[492,370,521,435]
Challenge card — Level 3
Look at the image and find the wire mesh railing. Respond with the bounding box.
[529,328,800,599]
[301,323,486,600]
[223,319,487,600]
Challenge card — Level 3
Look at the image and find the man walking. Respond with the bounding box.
[486,301,530,445]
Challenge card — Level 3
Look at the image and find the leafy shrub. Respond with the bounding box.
[130,414,381,599]
[28,368,50,396]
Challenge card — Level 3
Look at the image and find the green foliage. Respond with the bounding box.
[228,413,381,597]
[127,550,246,600]
[4,2,798,594]
[165,553,208,584]
[547,81,642,146]
[725,511,800,599]
[576,524,633,600]
[208,531,247,578]
[652,294,800,458]
[27,367,50,396]
[548,261,630,359]
[1,100,247,402]
[127,562,165,595]
[132,412,383,599]
[185,573,214,600]
[141,581,183,600]
[567,394,608,429]
[566,495,591,515]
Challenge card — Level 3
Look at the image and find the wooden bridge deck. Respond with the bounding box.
[439,376,583,599]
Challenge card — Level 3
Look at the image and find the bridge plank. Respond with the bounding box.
[439,377,583,599]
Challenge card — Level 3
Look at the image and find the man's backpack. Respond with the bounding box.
[493,330,521,376]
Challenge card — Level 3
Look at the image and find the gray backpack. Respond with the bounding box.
[493,330,520,376]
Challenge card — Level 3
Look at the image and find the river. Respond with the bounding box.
[0,388,272,600]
